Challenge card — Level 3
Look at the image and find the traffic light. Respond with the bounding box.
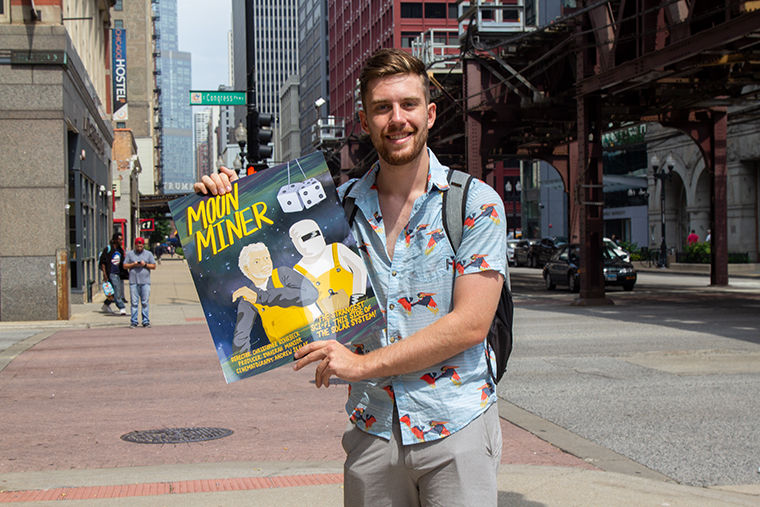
[255,112,273,162]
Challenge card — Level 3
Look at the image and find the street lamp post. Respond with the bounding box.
[233,121,247,175]
[504,179,521,237]
[651,154,674,267]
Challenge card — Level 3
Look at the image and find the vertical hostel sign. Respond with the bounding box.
[112,28,128,121]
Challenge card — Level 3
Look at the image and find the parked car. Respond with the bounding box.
[542,243,637,292]
[507,239,520,266]
[528,237,562,268]
[604,237,631,262]
[513,239,535,267]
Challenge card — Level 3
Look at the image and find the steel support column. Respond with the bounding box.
[575,14,609,304]
[710,111,729,286]
[662,109,729,285]
[464,58,484,179]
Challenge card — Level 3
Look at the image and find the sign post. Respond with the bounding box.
[189,91,246,106]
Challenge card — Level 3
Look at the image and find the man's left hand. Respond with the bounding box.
[293,340,367,387]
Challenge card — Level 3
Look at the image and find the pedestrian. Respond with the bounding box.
[124,237,156,328]
[687,229,699,245]
[99,233,127,315]
[705,229,711,242]
[195,49,507,505]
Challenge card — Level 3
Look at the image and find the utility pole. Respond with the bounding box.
[244,0,258,169]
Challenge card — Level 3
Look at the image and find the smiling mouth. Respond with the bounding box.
[386,132,413,141]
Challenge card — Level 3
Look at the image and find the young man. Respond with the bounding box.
[100,234,127,315]
[195,49,506,505]
[124,237,156,328]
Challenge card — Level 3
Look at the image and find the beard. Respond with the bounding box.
[371,124,429,167]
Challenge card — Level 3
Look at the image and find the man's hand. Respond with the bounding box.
[293,340,369,387]
[193,166,238,196]
[232,286,258,305]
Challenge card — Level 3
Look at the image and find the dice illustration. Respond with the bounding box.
[277,183,304,213]
[297,178,326,209]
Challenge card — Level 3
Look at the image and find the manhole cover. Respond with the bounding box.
[120,427,233,444]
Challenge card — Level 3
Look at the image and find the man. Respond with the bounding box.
[99,233,127,315]
[195,49,506,505]
[124,237,156,328]
[687,229,699,245]
[232,242,319,352]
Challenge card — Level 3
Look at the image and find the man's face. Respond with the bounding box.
[243,249,273,281]
[359,73,436,167]
[135,242,144,253]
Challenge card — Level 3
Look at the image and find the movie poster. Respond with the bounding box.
[169,152,385,383]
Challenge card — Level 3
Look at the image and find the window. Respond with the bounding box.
[425,3,446,18]
[116,122,126,128]
[114,19,124,29]
[114,0,123,11]
[401,32,419,48]
[0,0,9,22]
[400,2,422,18]
[448,3,458,19]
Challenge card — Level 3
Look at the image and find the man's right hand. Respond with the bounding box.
[193,166,239,196]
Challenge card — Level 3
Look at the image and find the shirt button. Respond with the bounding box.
[391,271,397,276]
[389,303,395,310]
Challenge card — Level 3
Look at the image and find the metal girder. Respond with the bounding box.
[578,8,760,96]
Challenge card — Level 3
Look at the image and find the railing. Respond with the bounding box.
[312,116,345,147]
[458,0,538,38]
[411,28,460,69]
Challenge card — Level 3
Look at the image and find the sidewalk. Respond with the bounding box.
[635,260,760,278]
[1,259,758,505]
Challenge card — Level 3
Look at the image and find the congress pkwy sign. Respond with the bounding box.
[189,91,246,106]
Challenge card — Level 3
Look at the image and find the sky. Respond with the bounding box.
[177,0,232,91]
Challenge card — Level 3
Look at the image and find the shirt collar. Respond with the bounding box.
[348,148,450,201]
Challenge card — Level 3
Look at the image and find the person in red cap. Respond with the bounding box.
[124,237,156,328]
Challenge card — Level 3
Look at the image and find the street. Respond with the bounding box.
[502,266,760,487]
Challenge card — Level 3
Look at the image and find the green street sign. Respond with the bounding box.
[189,90,246,106]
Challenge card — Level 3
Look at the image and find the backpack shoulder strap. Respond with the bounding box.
[441,168,473,253]
[342,179,360,227]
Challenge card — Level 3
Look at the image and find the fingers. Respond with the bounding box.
[193,181,208,195]
[219,166,239,182]
[316,358,332,388]
[292,343,327,371]
[196,171,234,196]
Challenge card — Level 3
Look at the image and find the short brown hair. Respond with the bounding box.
[359,48,430,108]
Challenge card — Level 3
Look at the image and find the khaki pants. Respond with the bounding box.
[342,403,502,507]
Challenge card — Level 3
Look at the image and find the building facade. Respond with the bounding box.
[155,0,193,194]
[193,107,212,179]
[109,0,156,242]
[0,1,115,320]
[328,0,459,170]
[232,0,298,164]
[297,0,329,156]
[278,75,301,162]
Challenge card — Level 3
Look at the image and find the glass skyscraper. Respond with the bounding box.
[156,0,193,194]
[232,0,299,163]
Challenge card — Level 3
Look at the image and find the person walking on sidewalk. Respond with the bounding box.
[124,237,156,328]
[195,49,507,506]
[100,235,127,315]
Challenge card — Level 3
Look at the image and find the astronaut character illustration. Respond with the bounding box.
[289,219,368,315]
[232,242,320,353]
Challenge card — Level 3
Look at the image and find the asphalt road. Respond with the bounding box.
[500,266,760,487]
